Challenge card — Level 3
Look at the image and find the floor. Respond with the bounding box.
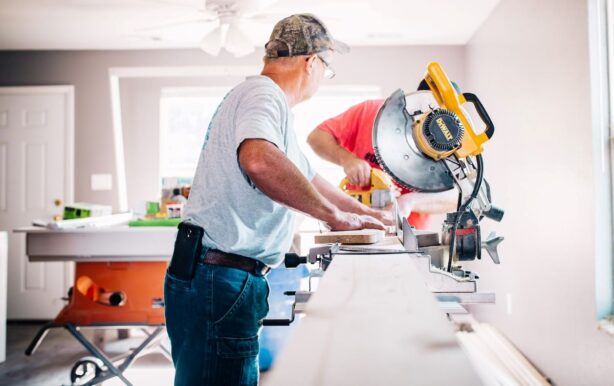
[0,323,277,386]
[0,323,174,386]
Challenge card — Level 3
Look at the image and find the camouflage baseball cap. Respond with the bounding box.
[265,14,350,58]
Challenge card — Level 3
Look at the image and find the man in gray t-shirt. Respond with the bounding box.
[165,14,390,386]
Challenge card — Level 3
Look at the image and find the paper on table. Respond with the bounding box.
[32,212,133,230]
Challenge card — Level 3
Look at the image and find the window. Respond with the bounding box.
[159,87,231,179]
[589,0,614,320]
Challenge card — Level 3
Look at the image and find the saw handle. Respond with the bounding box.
[339,177,371,191]
[462,92,495,140]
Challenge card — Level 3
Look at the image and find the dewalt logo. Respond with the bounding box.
[436,117,454,141]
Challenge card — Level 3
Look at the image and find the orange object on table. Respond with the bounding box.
[54,261,167,326]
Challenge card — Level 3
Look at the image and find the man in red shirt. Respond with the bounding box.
[308,99,456,229]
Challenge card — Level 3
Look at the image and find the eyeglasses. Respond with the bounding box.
[316,55,336,79]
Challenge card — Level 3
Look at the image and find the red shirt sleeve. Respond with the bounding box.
[316,100,384,154]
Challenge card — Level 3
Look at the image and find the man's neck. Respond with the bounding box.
[260,70,304,108]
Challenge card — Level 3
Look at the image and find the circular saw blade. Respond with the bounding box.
[373,89,455,192]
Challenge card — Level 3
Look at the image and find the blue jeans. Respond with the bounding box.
[164,256,270,386]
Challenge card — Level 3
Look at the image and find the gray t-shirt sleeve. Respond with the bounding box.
[235,92,285,152]
[234,84,314,183]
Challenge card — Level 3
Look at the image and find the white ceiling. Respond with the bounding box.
[0,0,500,50]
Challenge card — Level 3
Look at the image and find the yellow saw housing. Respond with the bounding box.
[416,62,495,159]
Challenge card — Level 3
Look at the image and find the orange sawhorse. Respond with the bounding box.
[25,261,169,386]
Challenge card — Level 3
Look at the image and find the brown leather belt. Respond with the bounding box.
[203,249,270,276]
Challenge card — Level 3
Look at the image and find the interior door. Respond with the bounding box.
[0,86,74,319]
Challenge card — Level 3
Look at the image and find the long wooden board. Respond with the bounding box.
[264,247,481,385]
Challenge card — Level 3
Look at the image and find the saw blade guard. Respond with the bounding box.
[372,89,457,192]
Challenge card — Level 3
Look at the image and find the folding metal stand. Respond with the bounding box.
[26,322,170,386]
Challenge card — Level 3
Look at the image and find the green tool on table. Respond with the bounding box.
[128,218,182,227]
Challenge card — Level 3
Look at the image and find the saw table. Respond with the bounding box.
[15,226,177,386]
[16,225,176,262]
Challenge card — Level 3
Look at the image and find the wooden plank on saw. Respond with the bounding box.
[314,229,384,245]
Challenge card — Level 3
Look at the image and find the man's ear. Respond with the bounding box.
[305,55,316,75]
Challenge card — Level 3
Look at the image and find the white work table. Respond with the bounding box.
[15,226,176,262]
[265,248,482,385]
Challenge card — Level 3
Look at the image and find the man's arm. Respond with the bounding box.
[307,128,371,187]
[238,139,385,231]
[311,174,394,225]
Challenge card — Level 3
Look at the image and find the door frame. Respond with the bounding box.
[0,85,75,293]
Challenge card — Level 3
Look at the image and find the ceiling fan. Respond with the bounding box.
[135,0,282,57]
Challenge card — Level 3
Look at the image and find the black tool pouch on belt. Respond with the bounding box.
[168,222,204,281]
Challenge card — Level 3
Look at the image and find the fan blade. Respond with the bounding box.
[225,23,255,57]
[135,13,218,32]
[200,25,223,56]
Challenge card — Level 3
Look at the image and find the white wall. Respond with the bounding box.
[464,0,614,384]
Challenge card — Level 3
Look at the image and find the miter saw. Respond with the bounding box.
[284,62,504,310]
[372,62,504,300]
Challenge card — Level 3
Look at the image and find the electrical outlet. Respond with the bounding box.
[506,293,513,315]
[91,174,113,191]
